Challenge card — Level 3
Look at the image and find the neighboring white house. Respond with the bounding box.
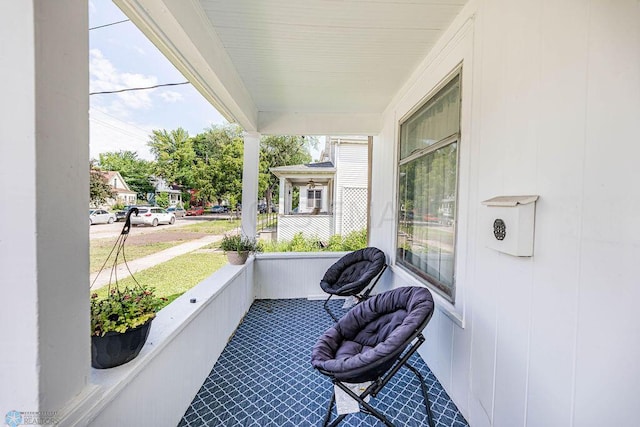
[270,136,368,241]
[149,176,182,206]
[101,170,137,207]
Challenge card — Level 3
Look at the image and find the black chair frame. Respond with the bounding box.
[317,322,435,427]
[323,263,387,322]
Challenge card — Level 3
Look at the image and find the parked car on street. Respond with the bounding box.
[186,206,205,216]
[167,206,186,218]
[211,205,227,214]
[90,209,116,225]
[115,205,138,222]
[130,207,175,227]
[258,203,267,214]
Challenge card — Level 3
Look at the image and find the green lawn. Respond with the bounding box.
[172,214,273,235]
[92,250,227,309]
[170,219,241,234]
[90,219,242,272]
[203,242,222,250]
[90,240,178,273]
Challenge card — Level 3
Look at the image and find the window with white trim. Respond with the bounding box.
[307,189,322,209]
[397,73,460,303]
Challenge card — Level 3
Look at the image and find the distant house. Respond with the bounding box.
[101,171,137,207]
[270,136,368,241]
[149,176,183,206]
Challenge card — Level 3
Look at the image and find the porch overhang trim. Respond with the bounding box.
[258,111,382,136]
[270,168,336,180]
[114,0,259,131]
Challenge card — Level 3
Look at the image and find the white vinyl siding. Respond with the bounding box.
[334,140,368,235]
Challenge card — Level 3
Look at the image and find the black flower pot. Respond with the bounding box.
[91,319,153,369]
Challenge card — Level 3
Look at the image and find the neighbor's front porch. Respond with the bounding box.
[271,163,336,242]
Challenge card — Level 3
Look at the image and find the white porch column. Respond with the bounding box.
[0,0,89,417]
[278,176,286,215]
[241,132,261,237]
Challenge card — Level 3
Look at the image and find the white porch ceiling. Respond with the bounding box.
[115,0,467,134]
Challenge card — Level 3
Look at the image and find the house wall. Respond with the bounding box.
[277,214,334,242]
[334,140,368,235]
[118,193,136,205]
[0,0,90,417]
[109,173,128,190]
[369,1,640,426]
[299,184,329,214]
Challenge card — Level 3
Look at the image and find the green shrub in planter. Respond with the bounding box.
[220,234,262,265]
[220,234,262,253]
[91,285,166,337]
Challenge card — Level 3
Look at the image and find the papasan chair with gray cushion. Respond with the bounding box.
[320,247,387,321]
[311,286,435,427]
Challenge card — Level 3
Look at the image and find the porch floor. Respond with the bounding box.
[179,299,468,426]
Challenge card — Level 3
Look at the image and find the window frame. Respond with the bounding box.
[395,71,462,304]
[307,189,322,209]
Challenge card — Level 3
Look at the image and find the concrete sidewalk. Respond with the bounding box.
[90,234,222,290]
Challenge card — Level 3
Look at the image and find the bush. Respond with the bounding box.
[341,229,368,251]
[262,229,367,253]
[220,234,262,253]
[325,234,345,251]
[260,232,321,252]
[289,232,322,252]
[155,193,169,208]
[91,285,166,336]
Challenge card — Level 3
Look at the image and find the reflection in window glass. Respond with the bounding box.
[397,73,460,302]
[400,77,460,161]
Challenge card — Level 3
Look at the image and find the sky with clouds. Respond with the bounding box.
[89,0,227,160]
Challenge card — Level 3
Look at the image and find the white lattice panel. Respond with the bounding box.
[341,187,367,235]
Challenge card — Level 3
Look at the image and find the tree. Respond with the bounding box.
[97,150,153,200]
[155,192,169,208]
[259,135,315,209]
[194,124,245,205]
[148,128,195,187]
[89,162,115,207]
[146,125,314,211]
[212,131,244,204]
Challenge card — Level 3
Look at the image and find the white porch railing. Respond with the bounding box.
[255,252,347,299]
[60,253,344,427]
[277,214,334,241]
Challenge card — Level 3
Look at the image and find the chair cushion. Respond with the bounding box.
[311,286,434,382]
[320,247,386,296]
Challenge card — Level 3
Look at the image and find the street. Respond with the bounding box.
[89,214,234,240]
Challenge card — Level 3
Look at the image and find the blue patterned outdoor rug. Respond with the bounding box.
[178,299,468,426]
